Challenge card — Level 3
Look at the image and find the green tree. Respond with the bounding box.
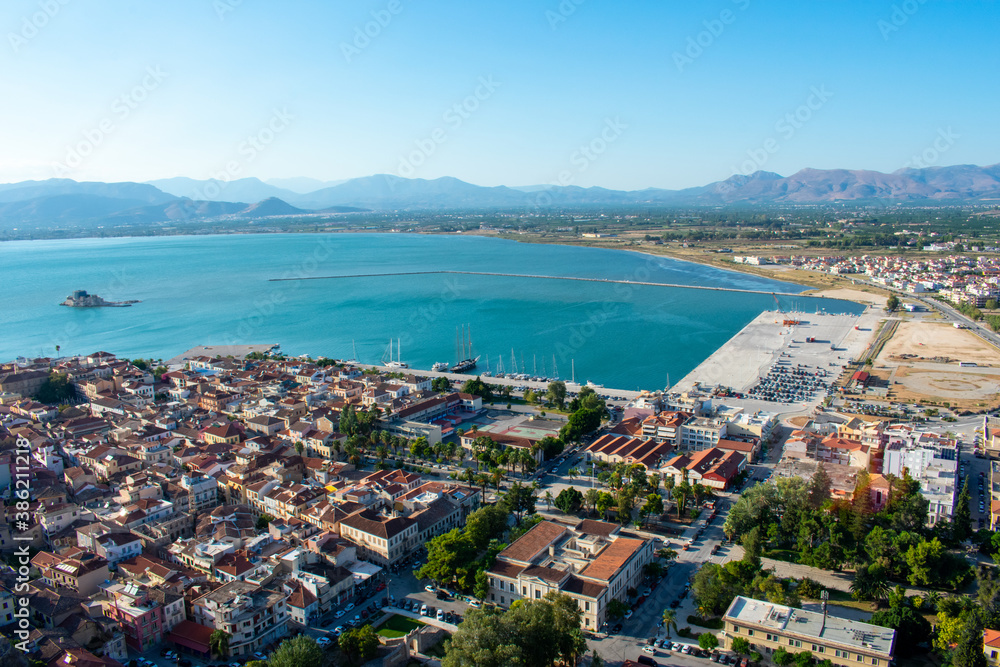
[417,529,478,591]
[952,612,988,667]
[850,563,890,604]
[643,493,664,525]
[269,635,324,667]
[554,487,584,513]
[731,637,751,656]
[808,464,832,508]
[35,372,75,405]
[616,486,636,524]
[773,647,794,666]
[698,632,719,651]
[595,491,615,519]
[255,513,275,531]
[662,608,678,638]
[740,525,763,568]
[546,381,567,408]
[503,482,536,525]
[794,650,814,667]
[607,599,628,619]
[338,625,379,665]
[869,603,931,657]
[432,376,452,392]
[953,478,973,542]
[465,504,511,549]
[560,407,603,442]
[442,593,585,667]
[461,377,494,401]
[209,630,231,658]
[886,295,900,312]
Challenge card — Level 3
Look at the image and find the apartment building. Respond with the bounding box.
[103,582,186,652]
[191,580,288,658]
[723,596,895,667]
[883,440,958,526]
[678,416,728,451]
[31,549,110,595]
[339,509,419,566]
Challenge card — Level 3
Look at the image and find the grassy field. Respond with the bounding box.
[376,614,425,638]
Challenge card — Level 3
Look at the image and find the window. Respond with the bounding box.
[522,587,527,595]
[535,591,541,599]
[748,630,754,637]
[872,659,879,665]
[585,602,590,611]
[500,596,505,604]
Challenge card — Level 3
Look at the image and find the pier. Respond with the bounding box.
[268,270,802,297]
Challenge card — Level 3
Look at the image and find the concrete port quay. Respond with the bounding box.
[671,308,883,407]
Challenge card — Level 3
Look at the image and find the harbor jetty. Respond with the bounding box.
[267,270,802,297]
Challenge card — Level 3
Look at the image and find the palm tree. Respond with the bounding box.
[545,491,554,509]
[375,445,387,465]
[850,564,891,604]
[567,467,579,482]
[477,473,490,497]
[491,468,505,492]
[661,609,677,639]
[210,629,231,658]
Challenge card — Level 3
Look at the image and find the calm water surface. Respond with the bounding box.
[0,233,863,390]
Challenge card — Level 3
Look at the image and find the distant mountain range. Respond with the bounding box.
[2,164,999,231]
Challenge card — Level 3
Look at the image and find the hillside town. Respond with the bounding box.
[1,344,996,667]
[733,252,1000,309]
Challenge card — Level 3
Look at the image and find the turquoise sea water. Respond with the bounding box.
[0,233,863,390]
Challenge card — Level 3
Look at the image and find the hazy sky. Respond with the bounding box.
[2,0,997,190]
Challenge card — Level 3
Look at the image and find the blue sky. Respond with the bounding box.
[1,0,997,190]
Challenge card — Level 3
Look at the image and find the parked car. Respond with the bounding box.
[642,646,656,655]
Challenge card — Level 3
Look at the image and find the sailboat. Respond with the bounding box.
[383,338,408,369]
[450,324,480,373]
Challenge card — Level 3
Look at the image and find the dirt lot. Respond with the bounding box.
[805,288,888,308]
[878,321,1000,365]
[870,320,1000,409]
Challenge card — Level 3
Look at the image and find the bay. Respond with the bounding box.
[0,233,863,390]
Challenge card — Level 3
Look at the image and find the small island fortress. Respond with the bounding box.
[61,289,140,307]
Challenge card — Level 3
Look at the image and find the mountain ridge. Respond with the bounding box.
[2,163,999,230]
